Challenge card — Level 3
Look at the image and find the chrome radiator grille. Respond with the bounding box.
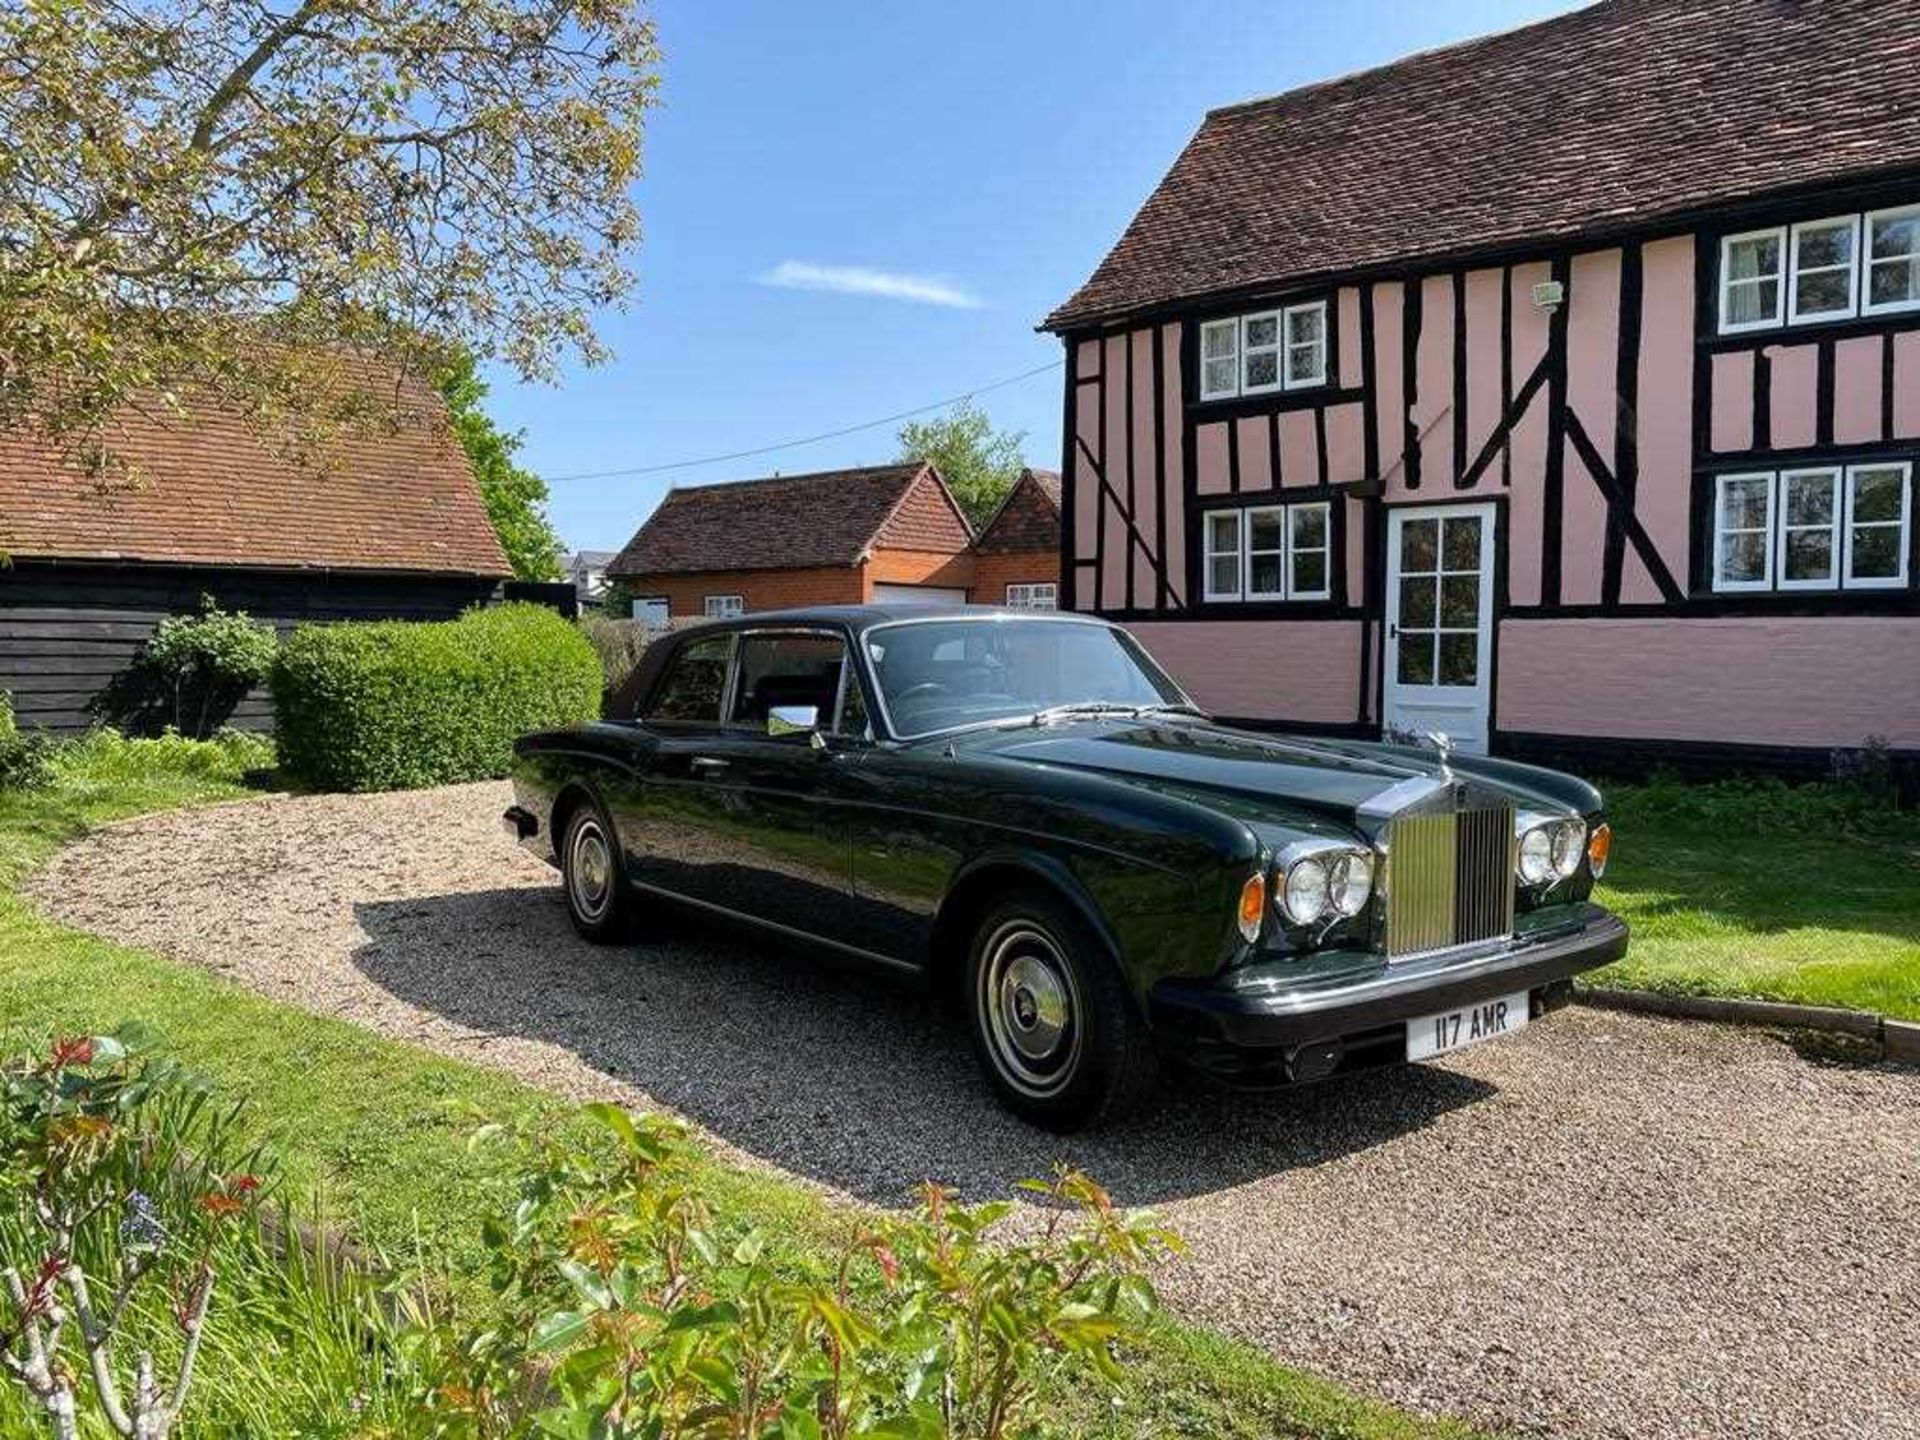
[1383,804,1516,960]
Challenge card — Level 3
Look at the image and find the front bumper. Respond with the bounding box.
[1149,903,1627,1083]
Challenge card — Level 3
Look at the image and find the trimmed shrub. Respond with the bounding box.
[271,603,600,791]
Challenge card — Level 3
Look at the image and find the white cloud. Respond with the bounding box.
[757,260,982,309]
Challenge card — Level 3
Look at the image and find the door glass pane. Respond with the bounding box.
[1397,634,1436,686]
[1398,575,1436,629]
[1441,516,1481,571]
[647,637,732,724]
[1400,518,1438,572]
[729,635,846,727]
[1438,633,1478,686]
[1440,574,1479,626]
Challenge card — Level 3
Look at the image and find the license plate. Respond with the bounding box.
[1407,991,1528,1061]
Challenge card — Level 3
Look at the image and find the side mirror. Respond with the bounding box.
[767,704,823,746]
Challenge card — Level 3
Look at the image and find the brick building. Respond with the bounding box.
[970,469,1061,608]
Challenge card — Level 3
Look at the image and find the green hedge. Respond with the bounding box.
[271,604,601,791]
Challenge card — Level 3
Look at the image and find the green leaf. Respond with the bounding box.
[664,1300,740,1333]
[558,1259,613,1309]
[531,1309,591,1353]
[581,1101,638,1150]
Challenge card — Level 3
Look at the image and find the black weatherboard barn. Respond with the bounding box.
[0,375,512,732]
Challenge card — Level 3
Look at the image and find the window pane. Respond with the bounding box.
[1719,476,1771,529]
[648,637,731,723]
[1289,504,1328,548]
[1400,518,1438,572]
[1441,516,1481,571]
[1399,575,1436,629]
[1249,553,1283,595]
[1870,212,1920,260]
[1291,551,1327,595]
[731,635,846,726]
[1718,530,1767,583]
[1202,357,1236,396]
[838,673,869,735]
[1245,351,1279,389]
[1852,468,1905,523]
[1783,472,1836,525]
[1726,234,1780,281]
[1397,634,1436,686]
[1440,574,1478,626]
[1438,632,1478,686]
[1243,315,1278,347]
[1286,305,1324,342]
[1795,222,1853,269]
[1286,343,1322,385]
[1208,554,1239,596]
[1794,269,1851,316]
[1850,526,1901,579]
[1201,321,1236,359]
[1783,528,1833,582]
[1206,511,1239,552]
[1869,259,1920,307]
[1724,278,1779,326]
[1248,509,1283,549]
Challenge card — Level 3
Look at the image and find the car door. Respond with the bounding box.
[623,631,736,894]
[665,628,865,941]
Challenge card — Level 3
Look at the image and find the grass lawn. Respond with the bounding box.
[1592,776,1920,1020]
[0,745,1477,1440]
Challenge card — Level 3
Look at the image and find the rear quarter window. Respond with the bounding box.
[646,635,732,724]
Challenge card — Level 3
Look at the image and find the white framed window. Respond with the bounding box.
[1004,582,1057,610]
[633,596,670,626]
[1203,509,1242,601]
[1287,501,1332,599]
[1199,318,1239,400]
[1718,227,1785,333]
[1202,501,1333,603]
[1775,468,1841,589]
[1787,215,1859,324]
[1844,462,1912,588]
[1284,302,1328,388]
[1712,473,1775,591]
[703,594,745,618]
[1245,506,1285,598]
[1197,301,1329,399]
[1712,464,1912,593]
[1865,204,1920,316]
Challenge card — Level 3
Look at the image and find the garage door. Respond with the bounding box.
[871,583,969,603]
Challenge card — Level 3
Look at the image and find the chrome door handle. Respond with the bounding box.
[690,756,729,772]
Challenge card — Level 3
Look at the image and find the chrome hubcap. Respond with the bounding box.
[568,819,612,920]
[978,922,1081,1097]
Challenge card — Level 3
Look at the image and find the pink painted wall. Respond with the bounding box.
[1560,249,1621,606]
[1498,617,1920,747]
[1462,267,1505,482]
[1371,282,1406,486]
[1630,236,1695,603]
[1236,414,1272,493]
[1126,620,1362,724]
[1895,332,1920,436]
[1195,422,1230,496]
[1159,324,1187,605]
[1710,351,1755,453]
[1833,336,1883,445]
[1506,261,1554,608]
[1767,344,1819,451]
[1100,334,1129,608]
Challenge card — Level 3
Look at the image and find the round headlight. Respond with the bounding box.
[1328,851,1373,917]
[1518,826,1554,884]
[1281,856,1329,925]
[1549,819,1587,879]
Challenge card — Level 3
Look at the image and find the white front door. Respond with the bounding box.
[1383,502,1496,753]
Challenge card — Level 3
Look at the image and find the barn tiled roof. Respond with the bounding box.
[975,469,1061,554]
[608,462,972,577]
[1045,0,1920,330]
[0,376,509,575]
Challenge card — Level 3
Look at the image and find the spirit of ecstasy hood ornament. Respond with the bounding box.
[1427,729,1454,779]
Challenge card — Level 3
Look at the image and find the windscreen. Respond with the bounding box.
[863,619,1186,737]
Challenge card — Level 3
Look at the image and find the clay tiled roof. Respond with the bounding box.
[1046,0,1920,330]
[975,470,1061,554]
[0,377,509,575]
[609,462,972,577]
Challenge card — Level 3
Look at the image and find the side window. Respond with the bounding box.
[728,634,846,730]
[646,636,732,725]
[837,666,871,737]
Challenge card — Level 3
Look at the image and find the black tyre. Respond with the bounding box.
[560,798,636,942]
[964,892,1158,1131]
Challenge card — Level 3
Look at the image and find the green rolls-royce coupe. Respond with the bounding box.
[505,605,1626,1130]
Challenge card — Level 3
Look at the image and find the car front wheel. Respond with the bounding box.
[965,894,1157,1131]
[561,799,636,942]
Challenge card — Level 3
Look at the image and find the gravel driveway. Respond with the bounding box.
[29,782,1920,1440]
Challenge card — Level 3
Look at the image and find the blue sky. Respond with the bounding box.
[488,0,1586,554]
